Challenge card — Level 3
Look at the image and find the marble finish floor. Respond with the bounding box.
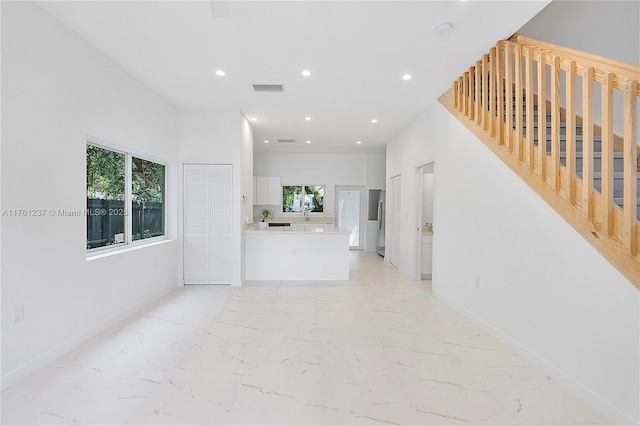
[2,252,608,425]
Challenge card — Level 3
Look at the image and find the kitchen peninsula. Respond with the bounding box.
[244,223,350,280]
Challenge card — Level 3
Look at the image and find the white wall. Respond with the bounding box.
[178,109,251,286]
[518,0,639,66]
[240,116,254,282]
[386,101,639,424]
[1,1,180,388]
[253,152,385,251]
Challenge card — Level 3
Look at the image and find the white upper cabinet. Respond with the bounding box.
[267,176,282,205]
[254,176,281,206]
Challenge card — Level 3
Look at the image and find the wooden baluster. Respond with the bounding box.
[537,53,547,180]
[565,61,577,204]
[623,80,638,255]
[468,68,475,120]
[458,74,464,112]
[463,71,468,116]
[489,47,496,137]
[475,60,481,124]
[459,79,461,111]
[505,43,513,152]
[482,53,488,130]
[525,48,534,169]
[460,75,463,113]
[582,67,594,220]
[458,79,462,111]
[601,73,614,235]
[515,45,523,160]
[497,43,504,145]
[550,56,561,191]
[453,81,458,110]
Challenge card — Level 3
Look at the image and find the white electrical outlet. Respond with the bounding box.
[13,304,24,324]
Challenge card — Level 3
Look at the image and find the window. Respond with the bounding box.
[282,185,324,213]
[131,157,165,241]
[86,143,165,251]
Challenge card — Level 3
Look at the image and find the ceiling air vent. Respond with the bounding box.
[252,84,285,93]
[277,139,295,143]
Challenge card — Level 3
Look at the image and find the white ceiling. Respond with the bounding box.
[36,0,550,154]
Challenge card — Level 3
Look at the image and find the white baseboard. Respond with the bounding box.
[1,284,178,391]
[433,289,637,426]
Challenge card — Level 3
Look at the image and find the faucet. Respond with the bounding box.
[304,207,310,221]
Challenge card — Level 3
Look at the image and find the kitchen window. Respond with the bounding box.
[282,185,324,213]
[87,141,165,251]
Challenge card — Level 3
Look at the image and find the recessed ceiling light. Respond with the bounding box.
[356,141,362,145]
[215,70,226,77]
[402,74,412,81]
[305,116,311,121]
[306,140,311,144]
[301,70,311,77]
[264,140,269,144]
[251,117,258,121]
[371,119,378,124]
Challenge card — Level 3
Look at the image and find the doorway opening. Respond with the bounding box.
[335,186,365,250]
[416,163,434,280]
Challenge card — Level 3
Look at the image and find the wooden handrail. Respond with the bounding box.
[441,34,640,290]
[511,34,640,93]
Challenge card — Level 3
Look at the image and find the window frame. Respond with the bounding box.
[86,137,167,257]
[281,184,325,214]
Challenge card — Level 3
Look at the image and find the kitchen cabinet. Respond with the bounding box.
[254,176,281,205]
[245,228,350,280]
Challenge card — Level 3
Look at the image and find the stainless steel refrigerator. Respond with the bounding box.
[376,191,386,256]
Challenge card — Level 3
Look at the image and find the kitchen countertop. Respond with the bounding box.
[244,225,350,234]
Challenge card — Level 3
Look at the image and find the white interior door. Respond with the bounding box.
[184,164,232,284]
[335,186,363,250]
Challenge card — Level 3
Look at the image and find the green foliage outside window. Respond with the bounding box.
[282,186,303,212]
[132,157,165,203]
[86,145,125,200]
[282,185,324,212]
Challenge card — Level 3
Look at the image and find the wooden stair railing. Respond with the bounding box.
[439,33,640,290]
